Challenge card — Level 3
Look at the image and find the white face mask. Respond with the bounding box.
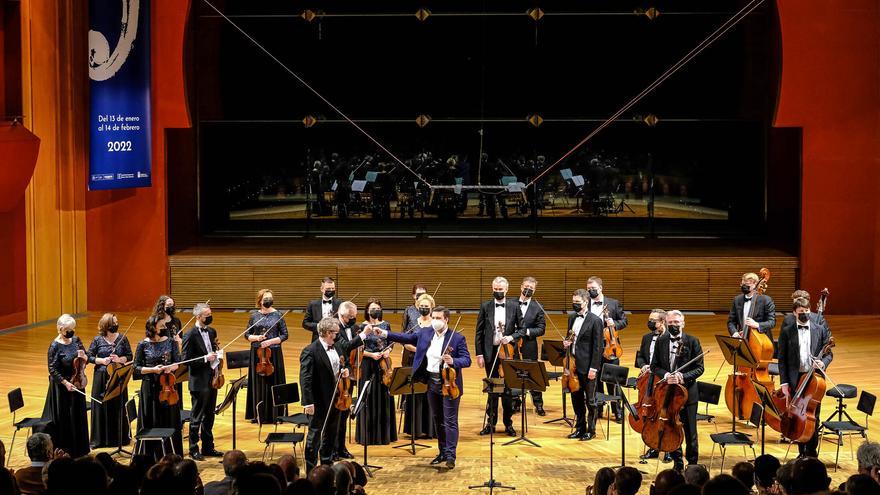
[431,319,446,332]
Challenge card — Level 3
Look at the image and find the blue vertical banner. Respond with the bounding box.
[88,0,152,190]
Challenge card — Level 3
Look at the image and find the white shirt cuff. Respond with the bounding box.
[589,368,597,374]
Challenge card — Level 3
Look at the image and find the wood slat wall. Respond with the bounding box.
[170,254,798,312]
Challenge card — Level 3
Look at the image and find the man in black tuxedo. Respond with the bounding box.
[303,277,341,342]
[182,303,224,460]
[651,310,704,472]
[634,308,671,463]
[475,276,522,436]
[727,272,776,341]
[510,277,547,416]
[331,301,360,460]
[300,316,368,473]
[586,275,628,422]
[778,297,833,458]
[564,289,604,441]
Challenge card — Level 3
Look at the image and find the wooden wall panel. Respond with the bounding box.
[253,263,337,309]
[625,268,709,310]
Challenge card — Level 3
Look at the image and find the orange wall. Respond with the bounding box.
[775,0,880,314]
[85,0,191,312]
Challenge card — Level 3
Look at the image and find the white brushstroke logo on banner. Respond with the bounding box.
[89,0,140,81]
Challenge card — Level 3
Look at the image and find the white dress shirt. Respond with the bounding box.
[321,299,334,318]
[743,297,753,327]
[797,321,812,372]
[196,323,219,370]
[663,332,684,380]
[649,334,658,363]
[493,299,506,345]
[571,312,586,356]
[590,297,605,318]
[519,298,531,336]
[427,328,449,373]
[322,339,341,376]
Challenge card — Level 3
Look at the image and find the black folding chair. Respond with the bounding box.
[820,390,875,471]
[257,383,306,463]
[696,382,722,430]
[131,399,177,460]
[7,388,48,465]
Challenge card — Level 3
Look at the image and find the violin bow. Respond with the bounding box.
[657,350,710,384]
[431,282,442,298]
[71,386,103,404]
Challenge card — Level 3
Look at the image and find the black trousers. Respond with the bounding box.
[597,356,621,417]
[570,372,598,434]
[485,362,513,428]
[670,402,699,464]
[336,408,350,453]
[188,387,218,455]
[306,407,341,473]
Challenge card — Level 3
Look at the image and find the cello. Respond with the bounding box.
[629,370,654,434]
[602,305,623,360]
[724,267,775,420]
[766,338,835,441]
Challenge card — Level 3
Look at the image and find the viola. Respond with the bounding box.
[349,347,362,381]
[211,336,225,389]
[602,305,623,360]
[561,326,580,394]
[158,351,180,406]
[70,339,89,390]
[766,338,835,441]
[107,317,137,376]
[255,346,275,377]
[441,344,460,400]
[379,343,394,387]
[496,321,515,379]
[334,371,352,411]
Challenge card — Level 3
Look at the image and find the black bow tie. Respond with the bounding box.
[670,337,681,342]
[519,301,528,306]
[495,303,505,308]
[199,327,209,333]
[322,300,332,305]
[798,325,809,330]
[744,297,753,302]
[593,301,603,305]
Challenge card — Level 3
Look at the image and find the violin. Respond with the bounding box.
[211,336,225,389]
[254,315,285,377]
[766,338,835,441]
[724,267,775,420]
[561,326,580,394]
[496,321,515,379]
[334,370,352,411]
[349,347,362,381]
[379,343,394,387]
[640,345,689,453]
[602,305,623,360]
[158,352,179,406]
[70,338,89,390]
[441,344,460,400]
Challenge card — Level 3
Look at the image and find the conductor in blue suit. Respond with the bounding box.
[373,305,471,470]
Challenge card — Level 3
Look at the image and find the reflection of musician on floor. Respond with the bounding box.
[728,272,776,341]
[777,297,833,458]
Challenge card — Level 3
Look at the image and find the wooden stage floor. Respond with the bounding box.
[2,311,877,494]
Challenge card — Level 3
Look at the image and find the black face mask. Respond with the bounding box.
[262,299,274,308]
[107,324,119,334]
[64,330,75,339]
[587,289,599,299]
[493,291,505,301]
[797,312,809,323]
[203,315,213,326]
[647,320,656,332]
[522,288,534,298]
[741,284,751,295]
[572,302,583,313]
[324,290,336,299]
[418,306,431,316]
[369,310,382,320]
[165,306,176,316]
[667,325,681,336]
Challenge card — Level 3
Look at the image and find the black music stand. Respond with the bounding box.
[751,380,781,456]
[542,340,574,427]
[469,377,514,494]
[215,375,247,449]
[103,363,135,458]
[601,363,641,469]
[389,367,430,454]
[501,359,548,447]
[715,334,758,442]
[226,350,250,380]
[352,379,381,477]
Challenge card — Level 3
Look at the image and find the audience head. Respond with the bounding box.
[732,461,755,491]
[308,465,335,495]
[669,484,702,495]
[610,467,643,495]
[777,461,795,495]
[791,457,830,495]
[0,467,15,495]
[331,462,352,495]
[223,450,249,477]
[45,457,77,495]
[652,469,686,495]
[287,478,318,495]
[754,454,781,491]
[684,464,710,488]
[350,461,367,487]
[859,441,880,482]
[269,464,287,490]
[701,474,748,495]
[75,456,110,495]
[174,459,202,493]
[27,432,53,462]
[589,467,617,495]
[847,474,880,495]
[277,454,300,483]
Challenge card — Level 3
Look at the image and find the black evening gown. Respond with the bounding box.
[401,307,436,439]
[41,338,90,458]
[87,334,133,448]
[355,322,398,445]
[133,338,183,459]
[244,310,288,423]
[164,316,185,411]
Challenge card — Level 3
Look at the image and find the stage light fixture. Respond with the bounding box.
[527,114,544,127]
[416,115,431,127]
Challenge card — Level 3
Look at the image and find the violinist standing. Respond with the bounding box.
[303,277,341,342]
[727,272,776,340]
[332,301,360,460]
[182,303,224,460]
[634,308,671,463]
[475,276,522,437]
[376,306,471,470]
[650,310,704,472]
[777,297,833,458]
[156,295,184,412]
[245,289,289,424]
[87,313,133,448]
[354,298,397,446]
[586,276,628,423]
[134,315,183,459]
[401,288,436,439]
[510,277,547,416]
[300,317,368,473]
[565,289,604,441]
[42,314,90,458]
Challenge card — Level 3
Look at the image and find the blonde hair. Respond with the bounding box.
[416,293,435,309]
[97,313,117,336]
[56,314,76,332]
[742,273,759,283]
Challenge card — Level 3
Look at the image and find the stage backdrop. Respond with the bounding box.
[88,0,152,190]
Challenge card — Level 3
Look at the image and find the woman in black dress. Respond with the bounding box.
[42,314,90,458]
[87,313,133,448]
[155,295,184,410]
[401,291,436,439]
[245,289,289,424]
[355,298,397,445]
[133,315,183,459]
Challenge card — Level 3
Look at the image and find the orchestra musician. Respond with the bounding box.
[635,308,671,463]
[245,289,289,424]
[650,310,704,472]
[564,289,604,441]
[155,295,184,410]
[332,301,360,460]
[182,303,223,460]
[510,277,547,416]
[375,305,471,470]
[586,276,628,423]
[727,272,776,341]
[475,276,522,437]
[777,297,833,458]
[87,313,133,449]
[354,298,397,446]
[42,314,90,458]
[401,290,436,439]
[303,277,341,342]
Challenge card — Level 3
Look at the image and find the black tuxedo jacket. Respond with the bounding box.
[475,297,522,364]
[566,311,603,374]
[727,294,776,340]
[651,332,704,405]
[303,298,341,341]
[777,313,833,389]
[634,331,659,368]
[299,334,363,416]
[511,298,546,360]
[182,325,219,393]
[590,296,628,331]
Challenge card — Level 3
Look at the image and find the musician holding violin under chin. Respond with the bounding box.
[133,314,183,459]
[374,306,471,470]
[182,303,223,461]
[42,313,90,458]
[245,289,289,425]
[87,312,133,449]
[354,298,397,446]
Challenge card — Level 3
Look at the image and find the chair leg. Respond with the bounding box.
[709,444,716,472]
[8,429,17,465]
[784,441,792,461]
[720,447,727,473]
[834,433,842,472]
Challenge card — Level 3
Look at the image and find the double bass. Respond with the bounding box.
[602,305,623,360]
[724,267,775,420]
[766,338,835,441]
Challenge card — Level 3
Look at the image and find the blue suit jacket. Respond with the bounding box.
[385,327,472,393]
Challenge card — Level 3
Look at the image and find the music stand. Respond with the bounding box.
[174,364,190,383]
[226,350,250,380]
[103,363,135,457]
[601,363,641,469]
[542,340,574,427]
[469,377,514,494]
[500,360,548,447]
[215,375,247,449]
[715,335,758,442]
[352,380,381,477]
[751,380,781,456]
[389,367,430,454]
